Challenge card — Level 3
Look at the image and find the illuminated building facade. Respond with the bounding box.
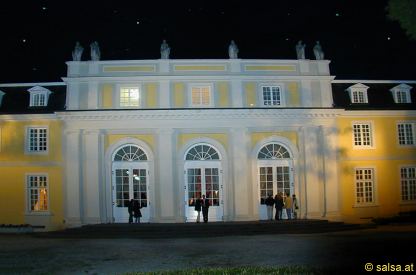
[0,59,415,230]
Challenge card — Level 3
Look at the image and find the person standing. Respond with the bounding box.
[194,196,202,223]
[284,193,293,220]
[292,194,299,219]
[265,194,275,221]
[133,200,142,223]
[201,194,210,223]
[274,193,284,220]
[127,199,134,224]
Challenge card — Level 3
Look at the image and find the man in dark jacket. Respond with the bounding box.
[265,194,275,221]
[127,199,134,224]
[201,194,210,223]
[194,196,202,223]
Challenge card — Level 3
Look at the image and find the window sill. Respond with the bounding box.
[353,204,379,208]
[25,211,53,216]
[399,201,416,206]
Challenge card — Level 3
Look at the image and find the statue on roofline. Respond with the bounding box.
[228,40,239,59]
[295,40,306,59]
[160,40,170,59]
[72,41,83,61]
[90,41,101,61]
[313,41,324,60]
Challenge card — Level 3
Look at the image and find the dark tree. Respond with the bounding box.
[387,0,416,40]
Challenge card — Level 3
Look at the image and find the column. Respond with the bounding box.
[82,130,102,223]
[87,81,99,109]
[229,128,251,220]
[159,80,171,108]
[63,129,82,227]
[231,79,243,107]
[302,126,322,218]
[155,128,176,222]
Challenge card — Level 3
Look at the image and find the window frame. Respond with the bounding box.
[354,167,377,207]
[346,84,369,104]
[397,122,416,147]
[28,86,52,107]
[26,173,50,214]
[258,83,285,107]
[116,84,142,108]
[0,90,5,107]
[188,83,214,107]
[400,166,416,202]
[390,84,412,104]
[25,126,49,155]
[352,121,375,149]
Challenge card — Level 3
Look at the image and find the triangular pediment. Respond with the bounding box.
[390,83,413,92]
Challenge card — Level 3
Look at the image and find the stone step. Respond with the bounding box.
[33,220,375,239]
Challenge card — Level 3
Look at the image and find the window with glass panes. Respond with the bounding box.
[262,86,281,106]
[28,128,48,152]
[401,167,416,201]
[31,93,46,106]
[398,123,415,145]
[120,87,140,107]
[355,168,374,204]
[353,123,372,147]
[191,86,211,106]
[395,90,410,103]
[259,167,273,204]
[351,90,367,103]
[27,175,48,211]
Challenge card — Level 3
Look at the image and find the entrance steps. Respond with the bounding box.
[34,220,375,239]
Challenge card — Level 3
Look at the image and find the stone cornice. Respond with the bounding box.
[56,108,343,121]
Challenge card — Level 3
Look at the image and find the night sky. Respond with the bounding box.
[0,0,415,83]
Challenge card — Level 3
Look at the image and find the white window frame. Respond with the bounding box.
[26,173,50,214]
[352,121,375,149]
[115,84,142,108]
[400,166,416,202]
[354,167,376,207]
[25,126,49,155]
[397,122,416,146]
[346,84,369,104]
[28,86,52,107]
[188,84,214,107]
[390,84,412,104]
[260,84,285,107]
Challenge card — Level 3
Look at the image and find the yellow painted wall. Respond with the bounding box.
[245,82,256,107]
[337,115,416,222]
[173,82,185,108]
[217,82,229,107]
[0,166,64,228]
[287,82,300,107]
[251,132,298,149]
[145,83,158,108]
[174,65,226,71]
[101,84,113,109]
[177,133,228,151]
[105,134,156,153]
[0,120,62,162]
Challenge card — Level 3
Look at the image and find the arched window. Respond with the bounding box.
[113,145,147,161]
[185,144,220,160]
[257,143,290,159]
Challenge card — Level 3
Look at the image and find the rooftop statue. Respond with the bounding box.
[160,40,170,59]
[90,41,101,61]
[72,42,84,61]
[228,40,239,59]
[295,40,306,59]
[313,41,324,60]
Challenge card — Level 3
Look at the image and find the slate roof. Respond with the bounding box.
[0,84,66,114]
[332,82,416,110]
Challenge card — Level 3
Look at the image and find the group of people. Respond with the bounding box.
[194,195,210,223]
[265,193,298,221]
[127,199,142,224]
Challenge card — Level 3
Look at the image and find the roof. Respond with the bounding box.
[332,82,416,110]
[0,84,66,114]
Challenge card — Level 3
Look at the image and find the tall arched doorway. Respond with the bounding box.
[112,144,150,222]
[257,143,294,220]
[184,143,224,222]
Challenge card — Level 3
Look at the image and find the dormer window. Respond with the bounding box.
[390,84,412,104]
[28,86,52,107]
[0,90,5,107]
[346,83,369,104]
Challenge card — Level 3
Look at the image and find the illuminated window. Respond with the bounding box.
[120,87,140,107]
[28,86,52,107]
[398,123,415,146]
[355,168,374,205]
[262,86,282,106]
[353,123,373,148]
[27,127,48,153]
[346,83,369,104]
[391,84,412,104]
[401,167,416,201]
[27,175,48,212]
[190,86,212,107]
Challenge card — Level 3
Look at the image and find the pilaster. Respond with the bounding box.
[159,80,171,108]
[230,79,244,107]
[87,81,99,109]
